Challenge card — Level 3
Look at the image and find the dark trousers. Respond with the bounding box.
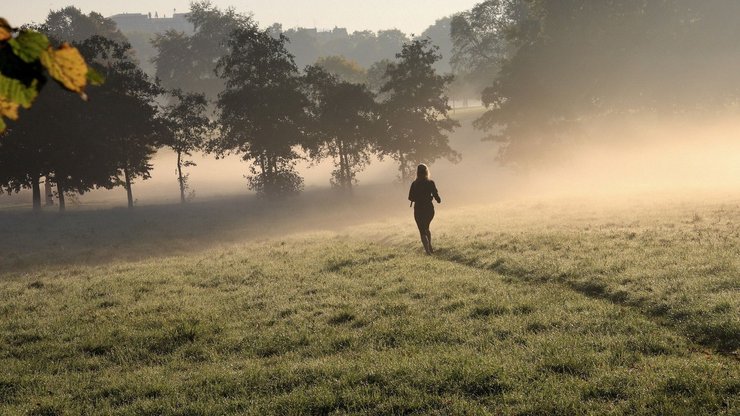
[414,205,435,234]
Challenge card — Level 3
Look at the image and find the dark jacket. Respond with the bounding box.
[408,179,441,208]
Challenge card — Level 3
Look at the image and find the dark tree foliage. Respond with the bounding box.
[152,1,253,100]
[39,6,127,44]
[0,30,161,212]
[314,56,367,84]
[0,130,37,198]
[366,59,392,97]
[0,114,56,211]
[1,15,121,212]
[0,80,117,212]
[466,0,740,167]
[420,17,454,74]
[161,89,212,203]
[450,0,521,89]
[214,27,309,197]
[378,39,460,182]
[79,36,163,209]
[304,66,378,191]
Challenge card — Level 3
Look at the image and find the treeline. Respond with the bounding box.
[122,12,456,95]
[0,5,459,211]
[451,0,740,166]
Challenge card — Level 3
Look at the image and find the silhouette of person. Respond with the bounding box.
[408,164,441,255]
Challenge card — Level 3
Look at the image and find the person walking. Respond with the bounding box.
[408,164,441,255]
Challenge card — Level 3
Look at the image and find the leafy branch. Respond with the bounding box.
[0,17,103,132]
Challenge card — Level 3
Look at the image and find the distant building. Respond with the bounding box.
[332,27,348,37]
[109,13,193,34]
[297,28,319,36]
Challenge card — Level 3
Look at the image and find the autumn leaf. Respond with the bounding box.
[0,74,38,132]
[0,96,20,133]
[87,67,105,86]
[0,96,20,120]
[40,43,89,99]
[9,30,50,63]
[0,73,38,108]
[0,18,11,42]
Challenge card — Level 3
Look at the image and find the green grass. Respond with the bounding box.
[1,196,738,415]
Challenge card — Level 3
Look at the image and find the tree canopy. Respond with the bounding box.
[379,39,460,182]
[1,10,161,211]
[214,26,309,197]
[314,55,367,85]
[304,66,378,190]
[152,1,253,99]
[161,89,212,203]
[459,0,740,166]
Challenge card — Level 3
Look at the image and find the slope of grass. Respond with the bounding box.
[1,196,738,415]
[421,199,740,355]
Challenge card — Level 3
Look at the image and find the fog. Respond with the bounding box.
[520,117,740,201]
[3,1,740,240]
[4,109,739,213]
[4,108,740,272]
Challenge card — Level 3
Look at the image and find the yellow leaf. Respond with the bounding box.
[40,43,89,99]
[0,96,20,120]
[0,18,11,42]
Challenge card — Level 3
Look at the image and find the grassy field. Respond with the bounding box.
[0,194,738,415]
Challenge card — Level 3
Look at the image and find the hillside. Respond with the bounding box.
[1,195,738,415]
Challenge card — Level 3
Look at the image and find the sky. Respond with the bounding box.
[5,1,479,34]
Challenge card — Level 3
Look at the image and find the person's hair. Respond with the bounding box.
[416,164,430,180]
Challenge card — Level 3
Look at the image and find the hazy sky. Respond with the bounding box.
[5,1,479,34]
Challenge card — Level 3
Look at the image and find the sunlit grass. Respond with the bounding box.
[0,196,738,415]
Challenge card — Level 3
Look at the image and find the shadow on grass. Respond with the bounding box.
[0,187,405,273]
[433,248,740,357]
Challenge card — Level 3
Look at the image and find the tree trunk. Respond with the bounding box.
[269,155,276,194]
[44,178,54,206]
[340,151,349,190]
[124,166,134,209]
[57,180,66,213]
[32,175,41,212]
[177,150,186,204]
[338,140,350,191]
[343,154,353,192]
[399,151,408,183]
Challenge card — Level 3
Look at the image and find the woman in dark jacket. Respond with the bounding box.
[408,164,441,255]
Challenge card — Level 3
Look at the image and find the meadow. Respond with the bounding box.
[0,192,738,415]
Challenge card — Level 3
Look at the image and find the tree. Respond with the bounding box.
[314,55,367,84]
[0,15,105,211]
[40,6,127,44]
[81,36,163,209]
[304,66,378,191]
[161,89,211,203]
[1,10,161,212]
[0,124,47,210]
[2,78,118,212]
[420,17,454,74]
[214,27,309,197]
[468,0,740,167]
[450,0,520,102]
[152,1,253,100]
[366,59,392,96]
[378,39,460,182]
